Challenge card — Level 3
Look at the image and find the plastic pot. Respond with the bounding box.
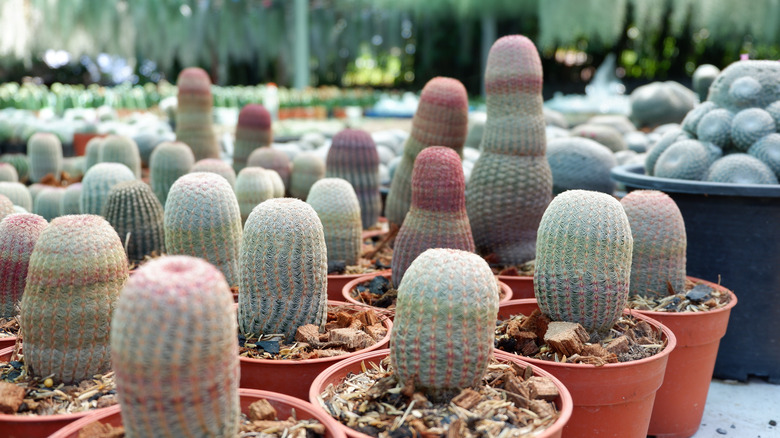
[308,348,573,438]
[611,163,780,382]
[239,301,392,400]
[497,299,676,438]
[497,274,534,299]
[48,388,347,438]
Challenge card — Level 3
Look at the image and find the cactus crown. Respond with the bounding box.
[192,158,237,187]
[0,182,33,212]
[28,132,63,183]
[84,136,104,172]
[0,154,29,183]
[103,180,166,263]
[80,162,137,215]
[33,187,66,221]
[234,104,273,172]
[326,129,381,229]
[306,178,362,266]
[99,135,142,178]
[59,182,83,216]
[0,212,48,317]
[411,146,466,212]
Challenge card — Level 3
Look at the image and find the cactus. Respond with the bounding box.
[192,158,237,187]
[149,140,195,206]
[62,156,86,180]
[645,128,693,176]
[27,183,49,203]
[98,135,142,178]
[692,64,720,101]
[654,140,712,180]
[766,101,780,131]
[546,137,617,195]
[466,35,553,266]
[326,129,382,229]
[748,133,780,178]
[681,101,717,135]
[165,172,242,287]
[80,162,137,215]
[111,256,240,438]
[33,187,66,221]
[0,181,32,211]
[233,104,273,173]
[0,153,29,183]
[620,190,687,299]
[175,67,220,160]
[0,194,14,222]
[238,198,327,342]
[730,108,775,152]
[103,180,166,263]
[266,169,285,198]
[705,153,778,184]
[289,152,325,200]
[535,190,632,334]
[392,147,475,287]
[235,167,275,224]
[28,132,63,182]
[390,248,498,399]
[570,123,627,152]
[84,136,103,172]
[307,178,362,267]
[0,213,47,318]
[59,182,82,216]
[696,108,734,149]
[629,81,697,128]
[20,214,128,383]
[247,147,291,190]
[0,162,18,182]
[707,61,780,113]
[386,77,469,227]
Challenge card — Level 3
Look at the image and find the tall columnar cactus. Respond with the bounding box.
[385,77,469,227]
[28,132,63,183]
[80,162,136,215]
[103,180,166,263]
[0,213,48,318]
[233,104,273,173]
[621,190,687,299]
[112,256,240,438]
[175,67,220,160]
[98,135,142,178]
[390,248,498,398]
[326,129,381,229]
[59,182,82,216]
[392,147,475,287]
[466,35,553,266]
[289,152,325,200]
[149,140,195,206]
[33,187,66,221]
[0,182,32,211]
[239,198,327,342]
[306,178,362,266]
[235,167,275,224]
[0,162,18,182]
[247,147,291,190]
[0,195,15,223]
[191,158,237,187]
[0,153,29,183]
[20,214,128,383]
[84,136,103,172]
[535,190,633,334]
[165,172,242,287]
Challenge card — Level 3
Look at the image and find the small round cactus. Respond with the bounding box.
[62,156,86,180]
[33,187,66,221]
[247,147,291,190]
[645,128,692,176]
[80,162,137,215]
[21,214,128,383]
[98,135,142,178]
[681,101,717,135]
[192,158,237,187]
[289,152,325,200]
[326,129,382,229]
[112,256,240,438]
[0,182,32,211]
[696,108,734,149]
[730,108,775,152]
[233,104,273,173]
[235,167,275,224]
[654,140,712,180]
[59,182,82,216]
[28,132,63,183]
[0,162,19,182]
[570,123,627,152]
[692,64,720,101]
[103,180,166,263]
[705,153,778,184]
[748,133,780,178]
[307,178,362,266]
[149,140,195,206]
[175,67,220,160]
[546,137,617,195]
[0,213,48,318]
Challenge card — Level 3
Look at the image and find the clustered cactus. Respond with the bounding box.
[392,146,475,288]
[326,129,382,229]
[20,214,128,383]
[98,135,142,178]
[103,180,166,263]
[535,190,633,334]
[28,132,63,183]
[307,178,362,266]
[705,153,778,184]
[390,248,499,399]
[289,152,325,200]
[238,198,327,342]
[0,213,48,318]
[80,162,137,215]
[233,104,273,173]
[192,158,237,187]
[175,67,220,160]
[466,35,553,266]
[235,167,275,223]
[112,256,240,438]
[149,140,195,206]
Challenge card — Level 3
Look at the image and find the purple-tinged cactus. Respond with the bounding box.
[192,158,237,187]
[233,104,273,173]
[326,129,382,229]
[103,180,166,263]
[247,147,291,190]
[0,213,48,317]
[28,132,63,183]
[307,178,362,266]
[175,67,219,160]
[149,140,195,206]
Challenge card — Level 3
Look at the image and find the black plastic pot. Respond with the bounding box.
[611,164,780,383]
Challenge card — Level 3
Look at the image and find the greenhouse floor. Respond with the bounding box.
[687,377,778,438]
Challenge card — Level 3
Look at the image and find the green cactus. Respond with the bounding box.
[681,102,717,135]
[233,104,272,173]
[28,132,63,183]
[307,178,362,267]
[0,153,30,183]
[80,162,137,215]
[535,190,633,334]
[165,172,242,287]
[247,147,291,190]
[99,135,142,178]
[766,101,780,131]
[0,162,18,182]
[748,133,780,178]
[111,255,240,438]
[149,140,195,206]
[238,198,327,342]
[0,212,48,318]
[326,129,382,229]
[20,214,128,383]
[0,195,14,222]
[466,35,553,266]
[696,108,734,149]
[289,152,325,200]
[266,169,285,198]
[546,137,617,195]
[0,181,32,211]
[621,190,687,299]
[570,123,627,152]
[705,153,778,184]
[730,108,775,152]
[103,180,166,263]
[59,182,82,216]
[386,77,469,228]
[235,167,275,224]
[654,140,712,180]
[62,156,86,180]
[84,136,103,172]
[192,158,237,188]
[175,67,220,160]
[692,64,720,101]
[707,61,780,113]
[390,248,498,399]
[33,187,66,221]
[645,128,693,176]
[392,147,475,288]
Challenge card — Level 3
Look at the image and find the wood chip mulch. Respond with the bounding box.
[0,317,19,339]
[328,240,393,276]
[627,278,731,312]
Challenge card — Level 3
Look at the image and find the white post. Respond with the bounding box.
[293,0,310,89]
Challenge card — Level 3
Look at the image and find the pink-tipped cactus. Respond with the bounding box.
[326,129,382,229]
[0,213,48,317]
[112,255,240,437]
[233,104,273,173]
[176,67,220,160]
[392,146,475,287]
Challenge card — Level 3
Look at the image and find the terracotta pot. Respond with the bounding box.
[497,299,677,438]
[0,336,16,350]
[309,348,573,438]
[48,388,347,438]
[72,133,103,157]
[635,277,738,438]
[361,216,389,241]
[0,346,114,438]
[497,274,534,299]
[327,270,390,302]
[239,301,393,400]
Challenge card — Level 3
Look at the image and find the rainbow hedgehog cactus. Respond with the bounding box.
[103,180,166,263]
[176,67,220,160]
[149,140,195,206]
[233,104,273,173]
[28,132,63,183]
[0,213,48,318]
[306,178,363,266]
[326,129,382,229]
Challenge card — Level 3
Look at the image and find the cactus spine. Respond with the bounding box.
[21,214,128,383]
[191,158,237,188]
[385,77,469,228]
[289,152,325,200]
[112,256,240,438]
[0,162,18,182]
[0,213,48,318]
[239,198,327,342]
[59,182,82,215]
[103,180,166,263]
[0,182,32,211]
[306,178,362,266]
[98,135,142,178]
[175,67,220,160]
[326,129,382,229]
[28,132,63,182]
[392,147,475,287]
[235,167,275,224]
[164,172,242,287]
[247,147,291,190]
[80,162,137,215]
[233,104,273,173]
[33,187,66,221]
[535,190,633,334]
[149,140,195,206]
[466,35,553,266]
[390,248,498,398]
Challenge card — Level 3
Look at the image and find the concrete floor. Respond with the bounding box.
[689,378,779,438]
